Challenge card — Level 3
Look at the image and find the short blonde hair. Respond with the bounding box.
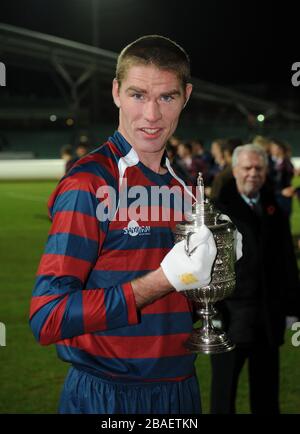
[116,35,191,89]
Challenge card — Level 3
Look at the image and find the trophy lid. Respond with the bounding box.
[176,173,234,233]
[186,199,220,226]
[185,172,220,226]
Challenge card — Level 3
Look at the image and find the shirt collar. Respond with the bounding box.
[108,131,133,156]
[241,193,260,206]
[109,130,169,167]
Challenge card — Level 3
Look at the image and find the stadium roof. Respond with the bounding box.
[1,22,300,122]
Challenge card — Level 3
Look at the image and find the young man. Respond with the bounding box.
[29,35,217,414]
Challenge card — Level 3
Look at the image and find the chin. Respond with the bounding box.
[138,141,165,153]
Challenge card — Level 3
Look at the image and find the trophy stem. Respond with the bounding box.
[185,301,235,354]
[199,301,216,339]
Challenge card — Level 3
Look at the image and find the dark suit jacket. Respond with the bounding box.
[213,179,300,347]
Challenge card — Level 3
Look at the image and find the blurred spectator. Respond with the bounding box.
[60,145,77,174]
[166,141,191,184]
[209,138,243,201]
[210,144,300,414]
[252,135,271,153]
[75,143,89,159]
[177,142,207,185]
[206,139,226,186]
[168,135,181,149]
[177,142,193,170]
[269,138,295,218]
[191,139,214,166]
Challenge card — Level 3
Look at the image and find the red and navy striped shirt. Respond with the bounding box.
[30,131,196,382]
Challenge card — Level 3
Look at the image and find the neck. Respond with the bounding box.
[137,149,167,174]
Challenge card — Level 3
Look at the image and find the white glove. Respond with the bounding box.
[219,214,243,261]
[160,225,217,292]
[234,230,243,261]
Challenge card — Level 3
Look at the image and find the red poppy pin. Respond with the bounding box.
[266,205,275,215]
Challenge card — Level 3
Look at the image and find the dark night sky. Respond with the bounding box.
[0,0,298,86]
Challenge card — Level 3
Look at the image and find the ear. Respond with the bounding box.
[183,83,193,108]
[112,78,121,108]
[232,166,238,180]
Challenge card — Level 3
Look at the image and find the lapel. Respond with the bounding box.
[217,180,261,228]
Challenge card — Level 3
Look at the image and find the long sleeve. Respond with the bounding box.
[29,173,139,345]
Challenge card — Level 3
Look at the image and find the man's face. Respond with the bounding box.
[233,151,267,197]
[112,65,192,157]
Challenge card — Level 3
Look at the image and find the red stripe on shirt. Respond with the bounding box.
[49,211,100,242]
[68,150,118,179]
[64,333,191,358]
[122,282,138,325]
[40,296,68,345]
[142,292,191,314]
[96,248,169,271]
[82,290,107,333]
[29,294,61,319]
[37,254,92,282]
[106,141,123,158]
[47,172,102,211]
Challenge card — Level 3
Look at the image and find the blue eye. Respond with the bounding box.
[161,95,174,102]
[132,93,144,100]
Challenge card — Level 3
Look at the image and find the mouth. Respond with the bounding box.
[139,128,163,139]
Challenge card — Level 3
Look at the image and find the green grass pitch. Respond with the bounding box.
[0,180,299,413]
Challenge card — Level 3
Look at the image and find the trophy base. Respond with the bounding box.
[185,328,235,354]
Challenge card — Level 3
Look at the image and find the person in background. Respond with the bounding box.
[60,145,77,174]
[166,140,191,184]
[252,135,272,166]
[269,138,295,219]
[191,138,213,167]
[75,142,89,160]
[210,144,300,414]
[206,138,226,186]
[177,142,207,185]
[209,138,243,201]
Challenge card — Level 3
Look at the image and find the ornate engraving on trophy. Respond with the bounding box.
[173,173,236,354]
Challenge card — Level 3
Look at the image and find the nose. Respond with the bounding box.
[143,100,162,123]
[249,167,258,177]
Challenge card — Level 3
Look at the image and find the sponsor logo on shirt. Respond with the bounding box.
[123,220,151,237]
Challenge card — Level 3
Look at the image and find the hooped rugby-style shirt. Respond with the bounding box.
[30,131,196,382]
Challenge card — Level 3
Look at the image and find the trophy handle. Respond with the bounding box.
[184,231,198,257]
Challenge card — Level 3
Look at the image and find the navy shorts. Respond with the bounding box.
[59,366,201,414]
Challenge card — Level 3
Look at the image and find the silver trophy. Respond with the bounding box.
[173,173,236,354]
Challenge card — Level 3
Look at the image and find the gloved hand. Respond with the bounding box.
[219,214,243,261]
[160,225,217,292]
